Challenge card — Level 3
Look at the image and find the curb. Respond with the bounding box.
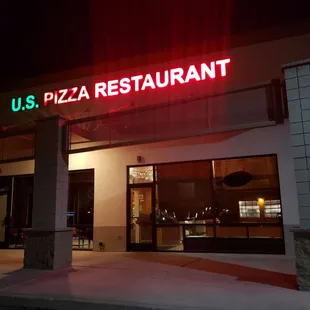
[0,295,162,310]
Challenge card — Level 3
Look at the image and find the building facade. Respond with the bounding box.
[0,28,310,259]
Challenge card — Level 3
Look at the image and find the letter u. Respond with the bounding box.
[156,71,169,88]
[12,97,22,112]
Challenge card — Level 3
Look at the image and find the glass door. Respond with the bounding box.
[128,185,156,251]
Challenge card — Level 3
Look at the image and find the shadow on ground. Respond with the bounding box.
[0,267,78,291]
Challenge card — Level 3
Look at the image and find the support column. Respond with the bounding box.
[23,116,72,270]
[284,59,310,291]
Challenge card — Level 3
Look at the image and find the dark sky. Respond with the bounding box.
[1,0,310,90]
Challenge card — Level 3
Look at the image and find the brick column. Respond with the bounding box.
[23,116,72,270]
[284,59,310,291]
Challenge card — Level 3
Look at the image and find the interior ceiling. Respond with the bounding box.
[214,156,277,177]
[0,121,250,153]
[156,156,277,180]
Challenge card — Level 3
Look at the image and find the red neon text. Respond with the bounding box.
[44,86,90,106]
[44,58,230,105]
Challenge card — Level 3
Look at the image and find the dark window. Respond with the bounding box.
[7,169,95,250]
[11,176,33,229]
[67,170,94,227]
[156,161,212,223]
[68,170,94,250]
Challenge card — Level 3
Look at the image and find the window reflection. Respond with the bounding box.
[156,161,212,223]
[129,166,153,184]
[212,156,281,225]
[239,201,260,218]
[68,170,94,250]
[128,156,284,253]
[264,200,281,218]
[157,226,183,251]
[7,170,95,250]
[9,176,33,248]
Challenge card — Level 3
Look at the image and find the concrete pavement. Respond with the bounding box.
[0,250,308,310]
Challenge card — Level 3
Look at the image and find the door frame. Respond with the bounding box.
[0,185,12,249]
[126,183,157,251]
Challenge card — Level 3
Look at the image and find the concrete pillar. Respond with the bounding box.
[283,59,310,291]
[23,116,72,270]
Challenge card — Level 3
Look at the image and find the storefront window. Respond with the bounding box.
[129,166,154,184]
[4,170,94,250]
[156,161,212,222]
[9,175,33,248]
[212,156,282,241]
[135,155,284,253]
[155,161,212,251]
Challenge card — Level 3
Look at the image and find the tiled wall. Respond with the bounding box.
[285,60,310,228]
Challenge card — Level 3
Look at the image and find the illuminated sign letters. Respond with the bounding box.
[11,95,39,112]
[11,58,230,113]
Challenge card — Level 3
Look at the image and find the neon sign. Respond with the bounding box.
[11,95,39,112]
[11,58,230,113]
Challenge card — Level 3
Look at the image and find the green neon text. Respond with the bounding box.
[11,95,39,112]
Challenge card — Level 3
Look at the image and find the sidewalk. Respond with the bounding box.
[0,250,308,310]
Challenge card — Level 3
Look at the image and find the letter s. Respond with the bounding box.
[119,78,131,94]
[25,95,36,110]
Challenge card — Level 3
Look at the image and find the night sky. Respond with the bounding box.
[1,0,310,91]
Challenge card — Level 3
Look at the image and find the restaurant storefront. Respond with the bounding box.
[0,29,309,261]
[127,156,284,254]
